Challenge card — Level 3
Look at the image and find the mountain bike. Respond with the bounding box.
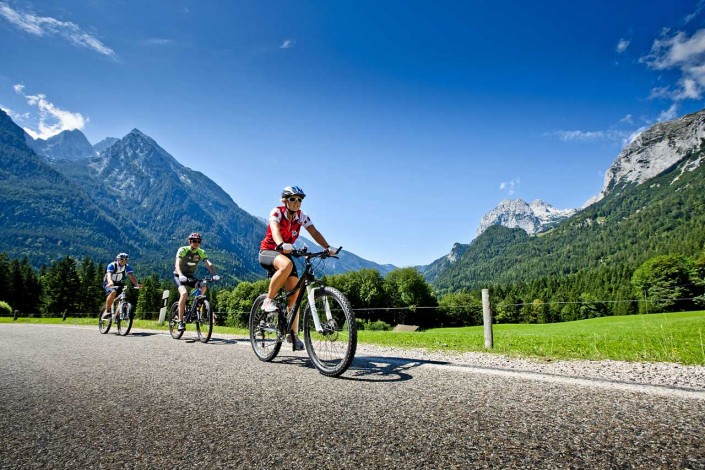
[249,248,357,377]
[98,286,139,336]
[168,277,216,343]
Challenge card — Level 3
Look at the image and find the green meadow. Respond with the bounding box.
[3,310,704,365]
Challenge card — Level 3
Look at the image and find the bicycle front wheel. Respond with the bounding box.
[196,300,213,343]
[303,286,357,377]
[117,302,133,336]
[98,307,112,334]
[168,302,183,340]
[249,294,282,362]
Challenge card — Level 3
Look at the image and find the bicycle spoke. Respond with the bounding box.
[303,287,357,377]
[249,294,282,361]
[196,300,213,343]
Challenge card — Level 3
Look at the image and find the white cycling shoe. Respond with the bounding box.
[262,298,278,313]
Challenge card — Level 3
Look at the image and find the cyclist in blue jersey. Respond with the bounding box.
[173,232,220,331]
[104,253,141,316]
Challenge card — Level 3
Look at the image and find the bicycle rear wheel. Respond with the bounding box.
[168,302,184,339]
[196,299,213,343]
[98,307,112,334]
[117,302,133,336]
[303,287,357,377]
[249,294,282,362]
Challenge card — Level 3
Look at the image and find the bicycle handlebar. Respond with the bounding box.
[291,246,343,259]
[193,276,219,283]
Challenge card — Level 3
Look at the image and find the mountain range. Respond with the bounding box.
[3,104,704,293]
[0,109,393,281]
[423,108,705,293]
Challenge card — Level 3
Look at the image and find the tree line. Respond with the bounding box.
[2,251,703,329]
[0,254,183,319]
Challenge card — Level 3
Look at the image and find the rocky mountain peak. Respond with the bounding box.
[476,198,575,237]
[93,137,119,154]
[595,109,705,202]
[25,128,96,162]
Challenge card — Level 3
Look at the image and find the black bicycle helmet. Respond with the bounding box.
[116,252,129,260]
[188,232,202,242]
[281,186,306,199]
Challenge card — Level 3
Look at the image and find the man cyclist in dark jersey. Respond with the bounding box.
[259,186,338,350]
[173,232,220,331]
[104,253,141,317]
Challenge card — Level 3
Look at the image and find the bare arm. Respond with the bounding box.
[174,252,183,276]
[128,272,140,287]
[205,259,217,275]
[305,225,332,250]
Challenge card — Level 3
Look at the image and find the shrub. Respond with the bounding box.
[0,301,12,317]
[367,320,391,331]
[355,318,365,331]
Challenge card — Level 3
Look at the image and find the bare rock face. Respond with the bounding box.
[476,199,575,237]
[596,109,705,202]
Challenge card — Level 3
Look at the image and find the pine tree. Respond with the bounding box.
[42,256,81,316]
[136,273,163,320]
[78,257,103,314]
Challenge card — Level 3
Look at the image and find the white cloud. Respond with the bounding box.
[549,130,627,142]
[280,39,295,49]
[685,1,705,23]
[0,104,30,122]
[619,114,633,124]
[143,38,174,46]
[13,84,87,139]
[641,28,705,101]
[0,2,116,58]
[657,103,679,122]
[616,38,630,53]
[499,179,520,195]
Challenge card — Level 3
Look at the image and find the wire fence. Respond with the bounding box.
[6,295,702,321]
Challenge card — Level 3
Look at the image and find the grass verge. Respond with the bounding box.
[359,311,705,365]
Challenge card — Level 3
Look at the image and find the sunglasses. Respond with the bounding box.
[287,197,303,203]
[190,240,201,244]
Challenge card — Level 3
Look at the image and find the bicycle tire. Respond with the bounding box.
[249,294,282,362]
[196,299,213,343]
[303,286,357,377]
[117,302,133,336]
[98,307,112,334]
[168,302,184,340]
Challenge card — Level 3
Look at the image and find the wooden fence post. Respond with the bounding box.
[482,288,493,349]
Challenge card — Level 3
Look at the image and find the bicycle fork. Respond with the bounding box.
[306,285,333,334]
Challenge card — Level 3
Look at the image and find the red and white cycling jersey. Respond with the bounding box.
[260,206,313,251]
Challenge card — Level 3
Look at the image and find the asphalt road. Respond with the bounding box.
[0,324,703,469]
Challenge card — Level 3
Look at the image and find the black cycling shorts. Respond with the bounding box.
[258,250,298,278]
[173,274,201,289]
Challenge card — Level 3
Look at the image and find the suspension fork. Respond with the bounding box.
[305,282,334,334]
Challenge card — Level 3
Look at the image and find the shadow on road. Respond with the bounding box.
[271,353,450,382]
[341,356,450,382]
[127,332,159,338]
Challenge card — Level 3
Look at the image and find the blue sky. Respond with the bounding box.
[1,0,704,267]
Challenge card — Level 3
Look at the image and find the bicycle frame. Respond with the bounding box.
[183,279,210,323]
[278,250,338,336]
[112,287,132,318]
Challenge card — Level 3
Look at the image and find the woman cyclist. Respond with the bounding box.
[258,186,338,350]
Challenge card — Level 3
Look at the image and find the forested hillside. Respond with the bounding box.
[433,140,705,317]
[0,110,394,281]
